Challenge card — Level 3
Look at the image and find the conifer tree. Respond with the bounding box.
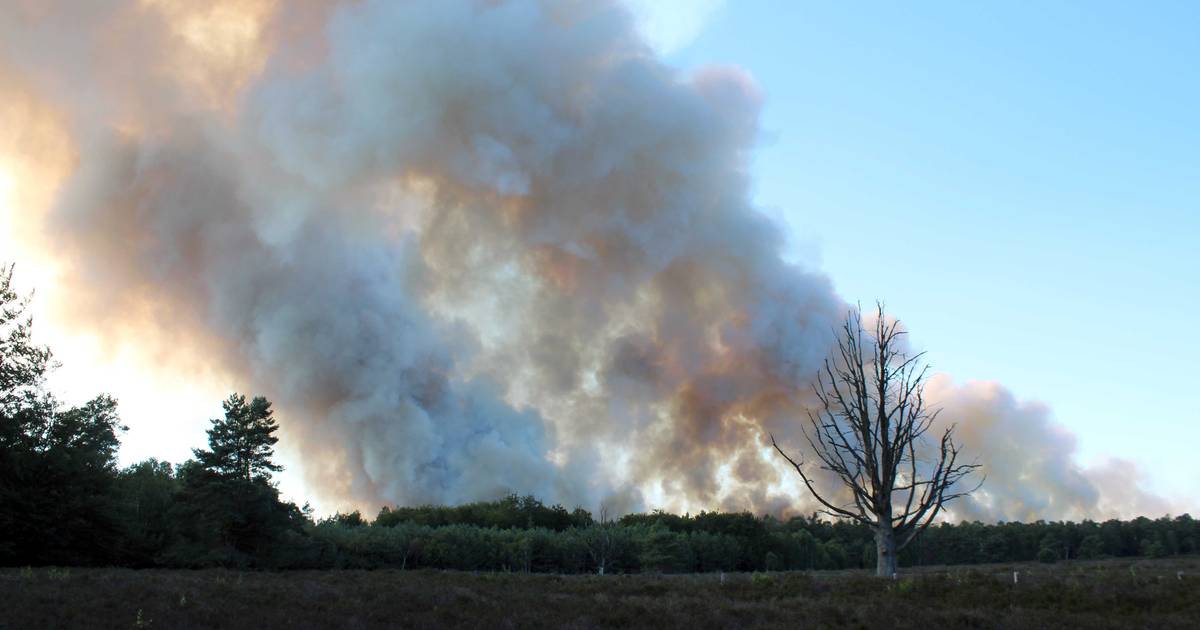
[194,393,282,483]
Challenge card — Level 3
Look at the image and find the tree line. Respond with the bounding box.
[308,504,1199,573]
[1,264,1195,572]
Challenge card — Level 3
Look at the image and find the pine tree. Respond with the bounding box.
[194,394,282,483]
[177,393,299,563]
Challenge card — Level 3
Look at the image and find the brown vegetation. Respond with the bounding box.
[2,558,1198,629]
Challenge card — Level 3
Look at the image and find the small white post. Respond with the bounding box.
[720,571,726,584]
[1013,571,1019,585]
[1178,571,1184,581]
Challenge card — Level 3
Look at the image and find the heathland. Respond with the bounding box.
[3,558,1199,629]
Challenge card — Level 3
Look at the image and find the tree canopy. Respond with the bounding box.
[194,393,282,483]
[0,264,127,565]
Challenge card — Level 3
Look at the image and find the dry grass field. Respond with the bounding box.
[2,558,1198,629]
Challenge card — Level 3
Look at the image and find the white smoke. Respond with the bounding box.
[0,0,1171,519]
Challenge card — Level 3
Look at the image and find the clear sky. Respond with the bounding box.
[659,0,1200,501]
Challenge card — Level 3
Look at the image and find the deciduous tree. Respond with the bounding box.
[0,264,126,565]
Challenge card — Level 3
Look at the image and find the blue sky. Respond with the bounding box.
[658,0,1199,500]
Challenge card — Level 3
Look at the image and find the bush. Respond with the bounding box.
[1079,535,1104,560]
[374,495,590,531]
[1141,539,1168,559]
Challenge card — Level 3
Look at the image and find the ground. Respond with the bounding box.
[2,558,1198,629]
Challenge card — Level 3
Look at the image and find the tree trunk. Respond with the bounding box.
[875,526,898,578]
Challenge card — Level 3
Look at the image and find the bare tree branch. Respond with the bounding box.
[773,303,982,577]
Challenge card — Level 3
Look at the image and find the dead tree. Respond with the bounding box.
[773,304,981,577]
[585,505,615,575]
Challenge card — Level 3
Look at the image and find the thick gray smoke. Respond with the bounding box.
[0,0,1169,519]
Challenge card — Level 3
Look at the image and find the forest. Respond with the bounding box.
[2,264,1196,574]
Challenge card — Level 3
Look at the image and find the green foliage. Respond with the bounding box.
[322,510,367,528]
[155,391,303,567]
[690,530,741,572]
[0,264,52,406]
[258,509,1200,575]
[818,540,850,570]
[375,494,591,531]
[194,394,282,483]
[1079,534,1104,560]
[981,531,1010,562]
[634,526,693,573]
[113,459,180,566]
[170,468,302,567]
[1142,539,1168,559]
[0,265,127,565]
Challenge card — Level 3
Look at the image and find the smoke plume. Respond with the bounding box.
[0,0,1169,519]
